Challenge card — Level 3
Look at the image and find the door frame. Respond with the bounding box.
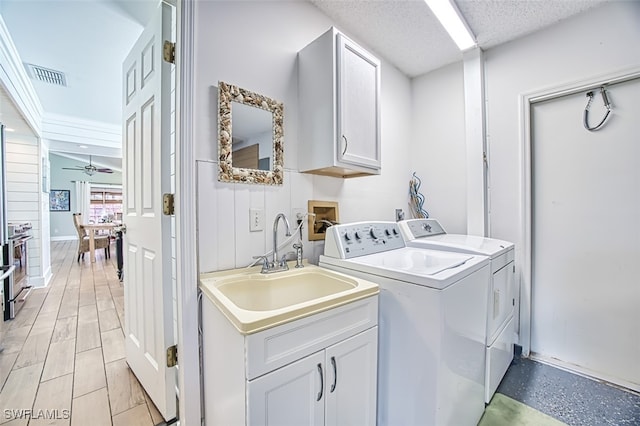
[175,1,201,424]
[517,66,640,358]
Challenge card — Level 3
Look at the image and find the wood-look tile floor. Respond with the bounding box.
[0,241,164,425]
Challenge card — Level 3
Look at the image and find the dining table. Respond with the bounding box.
[82,222,116,263]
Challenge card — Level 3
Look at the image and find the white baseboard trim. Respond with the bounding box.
[51,236,77,241]
[530,352,640,394]
[28,268,53,288]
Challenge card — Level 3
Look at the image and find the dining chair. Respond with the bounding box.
[72,213,111,262]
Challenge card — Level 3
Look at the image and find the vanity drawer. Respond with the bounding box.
[245,296,378,380]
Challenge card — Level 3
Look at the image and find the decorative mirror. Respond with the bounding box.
[218,81,284,185]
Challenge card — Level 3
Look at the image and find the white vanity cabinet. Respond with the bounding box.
[298,27,381,178]
[248,327,378,426]
[201,295,378,426]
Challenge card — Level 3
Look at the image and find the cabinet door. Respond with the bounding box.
[325,327,378,426]
[336,34,381,170]
[248,351,325,426]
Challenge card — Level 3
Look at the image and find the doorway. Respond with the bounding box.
[530,76,640,391]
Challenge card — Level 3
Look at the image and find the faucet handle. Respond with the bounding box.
[252,255,271,272]
[280,252,295,267]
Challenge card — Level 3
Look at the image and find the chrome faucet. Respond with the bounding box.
[273,213,292,270]
[258,213,291,274]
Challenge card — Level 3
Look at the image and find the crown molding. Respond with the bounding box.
[41,112,121,148]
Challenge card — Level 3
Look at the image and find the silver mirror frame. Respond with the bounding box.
[218,81,284,185]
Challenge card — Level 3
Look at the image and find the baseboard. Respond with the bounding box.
[28,267,53,288]
[529,352,640,394]
[51,235,77,241]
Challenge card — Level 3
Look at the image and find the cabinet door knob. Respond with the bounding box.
[316,363,324,401]
[342,135,348,156]
[330,356,337,393]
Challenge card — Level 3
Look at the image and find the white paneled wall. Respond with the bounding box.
[5,137,45,286]
[197,161,314,271]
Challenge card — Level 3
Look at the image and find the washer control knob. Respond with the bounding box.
[384,228,392,236]
[354,231,362,240]
[392,228,399,235]
[344,231,352,241]
[369,228,379,239]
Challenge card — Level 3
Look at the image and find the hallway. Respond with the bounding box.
[0,241,162,425]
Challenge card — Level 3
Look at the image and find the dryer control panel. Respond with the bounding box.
[323,221,405,259]
[399,218,446,239]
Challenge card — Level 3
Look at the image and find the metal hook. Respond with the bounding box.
[583,87,612,131]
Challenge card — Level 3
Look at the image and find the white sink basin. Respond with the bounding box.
[200,262,379,334]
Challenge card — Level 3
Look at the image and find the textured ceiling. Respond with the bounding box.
[310,0,612,77]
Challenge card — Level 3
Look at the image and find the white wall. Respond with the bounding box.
[39,143,51,286]
[410,62,466,233]
[483,1,640,340]
[486,1,640,244]
[48,153,123,240]
[195,1,411,272]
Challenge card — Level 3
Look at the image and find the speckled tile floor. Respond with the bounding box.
[496,356,640,426]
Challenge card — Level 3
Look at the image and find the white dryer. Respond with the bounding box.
[398,218,516,404]
[320,221,490,426]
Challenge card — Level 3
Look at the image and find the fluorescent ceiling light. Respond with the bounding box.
[425,0,476,51]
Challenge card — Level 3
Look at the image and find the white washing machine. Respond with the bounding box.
[319,221,490,426]
[398,218,516,404]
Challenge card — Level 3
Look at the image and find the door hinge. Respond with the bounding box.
[163,193,175,215]
[167,345,178,367]
[163,40,175,64]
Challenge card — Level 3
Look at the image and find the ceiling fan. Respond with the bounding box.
[62,155,113,176]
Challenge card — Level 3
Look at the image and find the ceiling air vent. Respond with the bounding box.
[24,63,67,86]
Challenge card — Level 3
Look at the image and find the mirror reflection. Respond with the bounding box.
[218,81,284,185]
[231,103,272,171]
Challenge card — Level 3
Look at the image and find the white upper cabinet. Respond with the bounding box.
[298,27,381,178]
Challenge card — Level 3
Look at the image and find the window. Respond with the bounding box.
[89,186,123,223]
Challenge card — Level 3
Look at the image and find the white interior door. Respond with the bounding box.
[122,2,176,420]
[531,77,640,391]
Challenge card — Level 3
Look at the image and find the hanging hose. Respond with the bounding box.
[583,87,612,131]
[409,172,429,219]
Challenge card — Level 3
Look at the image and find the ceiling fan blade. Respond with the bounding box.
[62,167,84,170]
[97,168,114,173]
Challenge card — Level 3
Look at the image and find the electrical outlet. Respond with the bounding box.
[249,208,264,232]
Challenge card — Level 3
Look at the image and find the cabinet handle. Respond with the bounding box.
[330,356,337,393]
[316,363,324,401]
[341,135,348,156]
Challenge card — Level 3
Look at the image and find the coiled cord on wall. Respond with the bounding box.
[583,87,612,131]
[409,172,429,219]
